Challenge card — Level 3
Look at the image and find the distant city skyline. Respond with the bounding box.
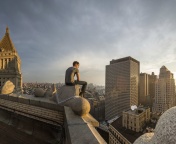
[0,0,176,85]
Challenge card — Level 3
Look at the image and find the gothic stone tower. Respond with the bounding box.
[0,27,22,93]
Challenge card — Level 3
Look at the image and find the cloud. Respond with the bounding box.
[0,0,176,85]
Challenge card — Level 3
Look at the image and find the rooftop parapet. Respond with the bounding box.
[0,93,107,144]
[64,106,106,144]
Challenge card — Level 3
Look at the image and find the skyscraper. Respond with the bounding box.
[0,27,22,93]
[105,56,139,120]
[148,72,157,110]
[149,72,157,99]
[153,66,175,113]
[139,73,149,105]
[139,72,157,110]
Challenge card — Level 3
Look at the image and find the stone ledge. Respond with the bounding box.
[82,114,99,127]
[64,106,106,144]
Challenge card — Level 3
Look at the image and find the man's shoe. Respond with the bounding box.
[79,92,83,97]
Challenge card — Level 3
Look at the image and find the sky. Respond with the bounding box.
[0,0,176,85]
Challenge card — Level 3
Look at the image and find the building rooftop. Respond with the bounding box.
[110,56,140,65]
[111,117,143,143]
[140,72,149,75]
[0,94,107,144]
[124,107,149,115]
[0,109,62,144]
[111,115,156,143]
[0,27,17,52]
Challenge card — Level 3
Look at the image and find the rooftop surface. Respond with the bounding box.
[124,107,149,115]
[110,56,140,65]
[111,117,144,143]
[0,94,106,144]
[0,109,62,144]
[111,116,156,143]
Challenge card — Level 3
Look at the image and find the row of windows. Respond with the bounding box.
[0,58,13,69]
[0,53,12,56]
[109,129,130,144]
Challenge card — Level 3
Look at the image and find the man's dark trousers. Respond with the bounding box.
[66,80,87,96]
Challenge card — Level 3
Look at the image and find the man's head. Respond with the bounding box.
[73,61,79,68]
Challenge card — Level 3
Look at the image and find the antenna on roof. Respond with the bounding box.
[131,105,137,111]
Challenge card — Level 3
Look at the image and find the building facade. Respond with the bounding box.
[109,124,131,144]
[122,107,150,132]
[153,66,175,113]
[149,72,157,99]
[0,27,22,93]
[88,97,105,121]
[139,72,157,110]
[105,56,140,120]
[139,73,149,105]
[109,106,151,144]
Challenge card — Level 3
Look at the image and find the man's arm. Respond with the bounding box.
[76,72,80,81]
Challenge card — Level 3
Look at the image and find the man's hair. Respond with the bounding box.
[73,61,79,66]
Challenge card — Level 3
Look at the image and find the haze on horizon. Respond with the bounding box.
[0,0,176,85]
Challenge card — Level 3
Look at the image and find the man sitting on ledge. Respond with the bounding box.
[65,61,87,97]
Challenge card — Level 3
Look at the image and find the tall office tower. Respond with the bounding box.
[0,27,22,93]
[139,72,157,110]
[139,73,149,105]
[148,72,157,110]
[105,56,140,120]
[149,72,157,99]
[153,66,175,113]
